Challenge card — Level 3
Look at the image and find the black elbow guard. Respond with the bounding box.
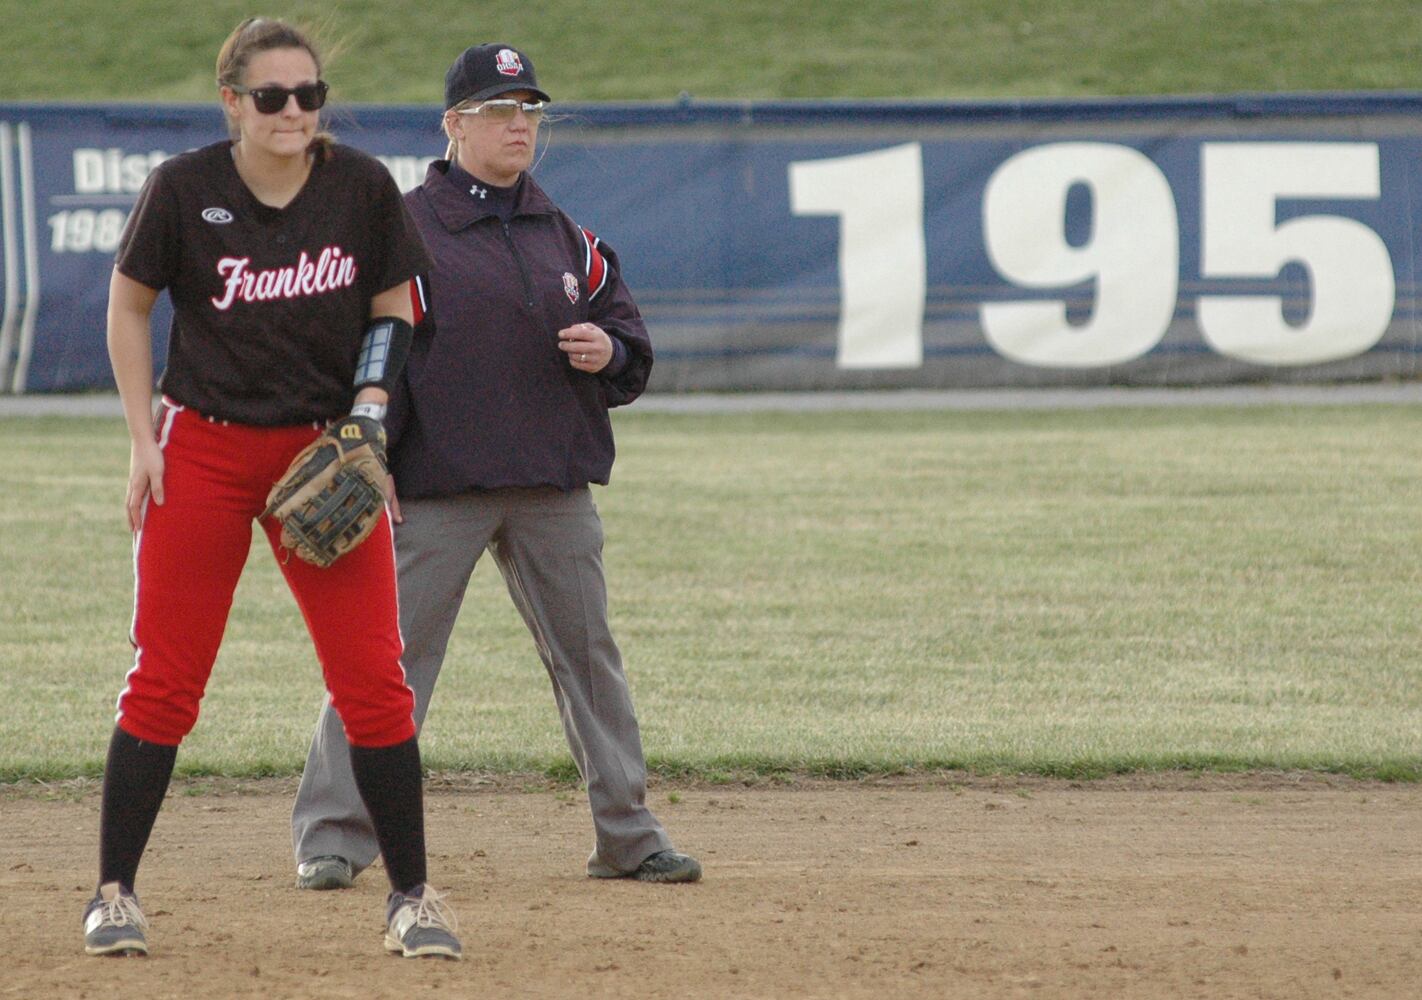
[353,316,414,393]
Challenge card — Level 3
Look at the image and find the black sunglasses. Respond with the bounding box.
[230,80,329,114]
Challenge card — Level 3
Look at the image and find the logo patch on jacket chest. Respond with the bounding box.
[562,272,580,304]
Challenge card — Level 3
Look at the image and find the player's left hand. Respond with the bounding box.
[558,322,612,373]
[262,415,389,568]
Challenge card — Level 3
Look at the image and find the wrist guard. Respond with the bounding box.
[353,316,414,395]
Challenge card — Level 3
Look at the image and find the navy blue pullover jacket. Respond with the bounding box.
[386,161,653,497]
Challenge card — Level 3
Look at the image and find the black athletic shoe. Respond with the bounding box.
[384,885,462,960]
[590,849,703,883]
[83,885,148,956]
[295,855,354,890]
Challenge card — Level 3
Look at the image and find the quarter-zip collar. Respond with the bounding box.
[446,161,518,221]
[420,158,558,233]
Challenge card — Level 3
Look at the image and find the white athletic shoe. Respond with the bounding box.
[83,883,149,956]
[384,885,462,960]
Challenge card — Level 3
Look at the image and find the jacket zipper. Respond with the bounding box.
[500,221,536,310]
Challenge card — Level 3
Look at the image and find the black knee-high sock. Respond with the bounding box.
[98,726,178,891]
[348,736,427,894]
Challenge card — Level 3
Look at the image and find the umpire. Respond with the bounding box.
[290,42,701,887]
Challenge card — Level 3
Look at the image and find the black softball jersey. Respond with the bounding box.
[115,141,429,425]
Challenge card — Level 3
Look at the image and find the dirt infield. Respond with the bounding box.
[3,773,1418,999]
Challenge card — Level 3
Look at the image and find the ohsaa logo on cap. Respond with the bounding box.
[563,272,580,303]
[202,207,233,224]
[495,48,524,77]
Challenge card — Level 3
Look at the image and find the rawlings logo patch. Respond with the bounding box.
[563,272,580,303]
[495,48,524,77]
[202,207,233,224]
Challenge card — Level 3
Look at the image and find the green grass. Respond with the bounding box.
[6,8,1421,785]
[4,406,1421,783]
[1,1,1420,103]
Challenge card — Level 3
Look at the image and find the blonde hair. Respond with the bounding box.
[216,16,334,161]
[441,99,477,162]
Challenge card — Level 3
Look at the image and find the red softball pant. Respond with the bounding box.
[116,401,416,748]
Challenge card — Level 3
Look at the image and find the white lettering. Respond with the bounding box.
[375,155,438,193]
[73,150,106,194]
[314,247,334,293]
[788,143,926,368]
[211,257,250,311]
[278,261,300,298]
[298,252,317,294]
[120,153,157,193]
[253,269,278,300]
[981,143,1179,368]
[1198,142,1393,365]
[71,148,173,194]
[48,209,128,253]
[209,246,358,310]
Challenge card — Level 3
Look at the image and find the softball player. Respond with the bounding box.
[84,17,459,960]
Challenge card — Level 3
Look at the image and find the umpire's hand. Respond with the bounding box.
[558,322,613,373]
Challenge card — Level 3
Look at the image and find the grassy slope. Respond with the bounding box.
[1,0,1419,103]
[4,408,1420,782]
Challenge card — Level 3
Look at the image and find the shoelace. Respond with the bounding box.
[97,895,148,930]
[408,888,458,932]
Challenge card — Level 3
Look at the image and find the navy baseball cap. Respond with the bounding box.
[444,44,551,109]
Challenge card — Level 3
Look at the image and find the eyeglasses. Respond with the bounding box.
[230,81,329,114]
[458,99,546,124]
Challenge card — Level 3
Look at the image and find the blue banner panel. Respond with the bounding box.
[2,95,1422,393]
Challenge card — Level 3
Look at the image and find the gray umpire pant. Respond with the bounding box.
[291,486,673,876]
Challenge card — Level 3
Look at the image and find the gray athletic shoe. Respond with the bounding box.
[296,855,354,890]
[589,849,703,883]
[384,885,462,960]
[83,884,148,956]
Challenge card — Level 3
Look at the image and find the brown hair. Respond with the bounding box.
[216,16,334,161]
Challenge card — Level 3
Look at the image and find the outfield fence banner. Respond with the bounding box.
[2,95,1422,394]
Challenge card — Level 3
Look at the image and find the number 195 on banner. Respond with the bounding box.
[791,141,1395,370]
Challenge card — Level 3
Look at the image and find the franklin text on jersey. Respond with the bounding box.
[210,246,358,310]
